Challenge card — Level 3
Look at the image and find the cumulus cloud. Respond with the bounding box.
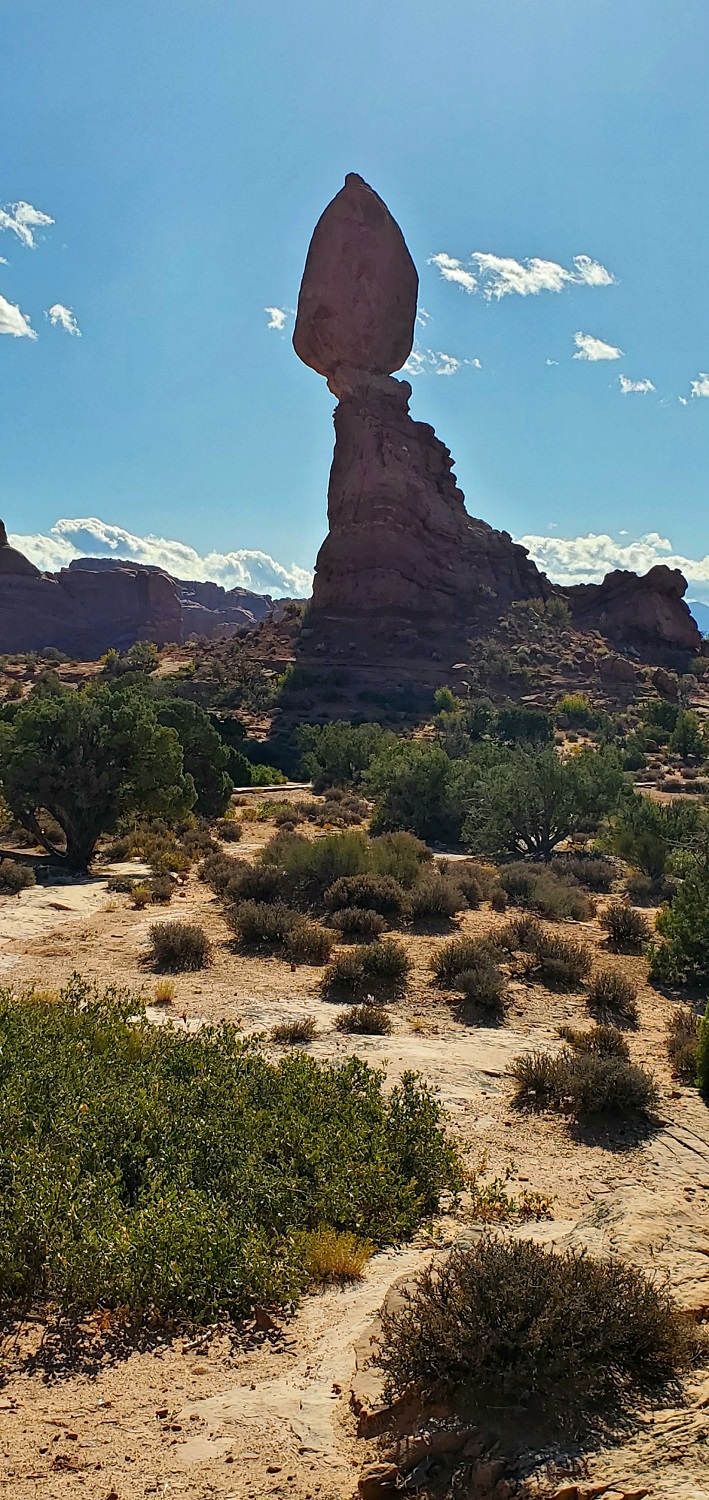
[0,294,36,339]
[619,375,655,394]
[690,373,709,399]
[0,200,54,249]
[265,306,289,331]
[403,347,481,377]
[46,303,81,336]
[573,331,623,361]
[9,518,313,598]
[516,529,709,603]
[430,249,614,301]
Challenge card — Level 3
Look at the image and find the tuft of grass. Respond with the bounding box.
[131,884,152,909]
[601,901,651,952]
[375,1237,692,1433]
[588,970,639,1026]
[153,978,176,1005]
[0,978,462,1322]
[299,1226,374,1284]
[149,921,211,972]
[666,1005,701,1084]
[335,1002,393,1035]
[271,1015,318,1045]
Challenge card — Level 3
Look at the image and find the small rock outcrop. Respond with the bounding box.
[0,520,41,578]
[294,174,549,652]
[569,565,701,656]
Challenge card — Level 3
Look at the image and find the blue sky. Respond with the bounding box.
[3,0,709,598]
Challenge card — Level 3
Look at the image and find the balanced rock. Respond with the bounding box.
[293,173,418,387]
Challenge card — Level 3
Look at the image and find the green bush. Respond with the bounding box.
[260,828,429,904]
[587,970,639,1025]
[493,914,545,953]
[0,859,36,895]
[330,907,388,940]
[499,863,595,921]
[455,959,506,1014]
[323,938,411,997]
[148,921,211,971]
[496,704,553,745]
[365,741,473,843]
[554,693,605,731]
[335,1003,393,1035]
[148,874,174,905]
[601,901,650,952]
[375,1236,690,1432]
[325,874,406,917]
[603,795,701,880]
[650,875,709,986]
[298,721,390,790]
[0,981,462,1320]
[464,745,627,861]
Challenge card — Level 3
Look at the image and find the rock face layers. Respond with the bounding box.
[569,565,701,656]
[294,174,549,649]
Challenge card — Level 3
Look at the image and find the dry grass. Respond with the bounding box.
[299,1226,374,1284]
[153,978,176,1005]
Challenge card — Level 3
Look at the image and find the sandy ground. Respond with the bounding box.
[0,825,708,1499]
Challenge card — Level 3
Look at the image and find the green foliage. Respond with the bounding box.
[603,793,701,879]
[511,1025,658,1118]
[260,828,429,906]
[148,921,211,971]
[0,981,461,1320]
[431,938,506,1014]
[463,745,627,861]
[376,1236,689,1432]
[697,1005,709,1094]
[366,741,464,842]
[650,873,709,986]
[0,686,194,870]
[554,693,605,730]
[601,901,651,952]
[496,703,553,745]
[155,699,233,817]
[669,709,705,762]
[298,721,391,790]
[642,697,680,736]
[0,859,36,895]
[284,921,334,965]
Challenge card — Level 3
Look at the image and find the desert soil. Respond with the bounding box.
[1,815,708,1499]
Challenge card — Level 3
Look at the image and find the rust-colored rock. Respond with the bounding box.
[569,565,701,656]
[293,173,418,385]
[0,519,41,578]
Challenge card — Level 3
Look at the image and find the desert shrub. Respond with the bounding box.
[511,1026,657,1119]
[297,720,390,790]
[0,981,462,1320]
[697,1006,709,1094]
[666,1006,701,1083]
[492,914,545,953]
[325,874,406,917]
[131,883,151,909]
[298,1226,374,1283]
[490,886,508,911]
[370,831,432,886]
[148,921,211,972]
[496,703,553,745]
[324,939,411,997]
[601,901,651,952]
[227,900,300,947]
[375,1236,690,1431]
[284,921,334,965]
[525,934,593,989]
[335,1002,393,1035]
[587,970,639,1025]
[455,958,506,1014]
[627,871,671,905]
[149,874,175,904]
[649,874,709,987]
[406,872,464,921]
[217,817,242,842]
[365,741,468,842]
[271,1015,318,1045]
[0,859,35,895]
[553,854,616,892]
[603,795,700,880]
[554,693,605,731]
[499,863,595,921]
[432,935,494,986]
[330,907,388,940]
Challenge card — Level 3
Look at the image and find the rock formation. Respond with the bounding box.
[294,174,549,651]
[569,565,701,656]
[0,526,276,656]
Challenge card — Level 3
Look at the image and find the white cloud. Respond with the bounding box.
[690,373,709,399]
[0,294,36,339]
[9,518,313,598]
[573,331,623,361]
[430,249,614,301]
[545,358,559,366]
[619,375,655,394]
[0,200,54,249]
[679,396,688,406]
[265,306,289,331]
[0,257,7,266]
[403,346,480,377]
[516,529,709,603]
[46,303,81,336]
[416,307,431,327]
[428,252,478,294]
